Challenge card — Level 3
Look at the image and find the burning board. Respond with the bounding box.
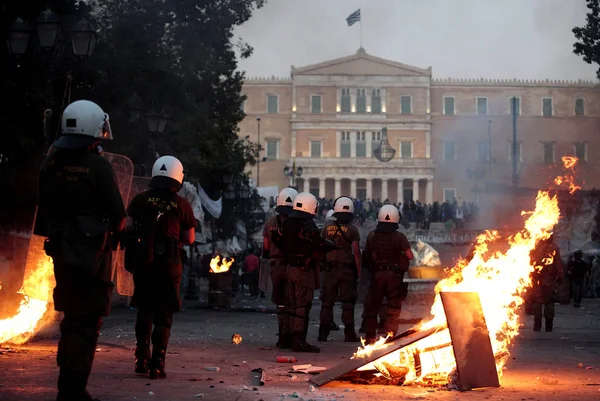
[310,291,499,390]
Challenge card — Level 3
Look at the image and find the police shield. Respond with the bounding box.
[23,152,135,298]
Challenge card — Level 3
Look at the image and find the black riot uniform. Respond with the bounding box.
[362,219,412,344]
[278,203,336,353]
[125,173,196,379]
[37,139,126,401]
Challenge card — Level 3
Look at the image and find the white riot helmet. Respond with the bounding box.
[333,196,355,215]
[54,100,113,149]
[325,209,336,221]
[150,155,185,190]
[275,187,298,215]
[292,192,319,217]
[378,204,400,223]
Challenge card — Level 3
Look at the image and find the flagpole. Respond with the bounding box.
[359,6,363,49]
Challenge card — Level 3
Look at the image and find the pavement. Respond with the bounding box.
[0,296,599,401]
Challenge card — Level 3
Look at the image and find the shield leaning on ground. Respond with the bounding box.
[23,152,135,297]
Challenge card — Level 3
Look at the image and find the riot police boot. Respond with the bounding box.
[149,348,167,379]
[545,319,553,332]
[276,332,293,349]
[56,370,98,401]
[330,321,340,331]
[364,332,377,345]
[292,335,321,353]
[344,326,360,343]
[317,324,330,342]
[134,343,151,374]
[533,318,542,332]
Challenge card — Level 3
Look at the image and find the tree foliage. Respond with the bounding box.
[573,0,600,79]
[1,0,265,234]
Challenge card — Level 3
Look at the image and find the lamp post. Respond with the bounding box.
[146,110,170,158]
[283,159,303,189]
[487,120,492,181]
[7,8,98,153]
[256,117,261,187]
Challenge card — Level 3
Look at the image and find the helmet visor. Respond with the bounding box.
[100,113,113,140]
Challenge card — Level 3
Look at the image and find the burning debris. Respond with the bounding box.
[210,255,234,273]
[0,255,56,345]
[312,157,580,390]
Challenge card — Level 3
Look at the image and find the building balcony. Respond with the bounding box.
[291,157,435,179]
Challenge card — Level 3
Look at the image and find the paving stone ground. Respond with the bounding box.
[1,296,599,401]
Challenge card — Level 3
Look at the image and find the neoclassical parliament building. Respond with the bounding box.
[238,49,600,204]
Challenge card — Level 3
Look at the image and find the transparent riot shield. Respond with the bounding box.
[23,152,135,298]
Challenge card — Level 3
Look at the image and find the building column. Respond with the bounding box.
[397,179,404,204]
[366,178,373,200]
[301,177,309,193]
[334,178,341,199]
[426,179,433,204]
[412,179,419,201]
[381,179,388,202]
[319,178,326,199]
[350,179,357,198]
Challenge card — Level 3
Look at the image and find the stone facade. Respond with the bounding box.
[238,49,600,203]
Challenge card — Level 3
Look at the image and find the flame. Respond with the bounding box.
[353,157,580,385]
[210,255,234,273]
[554,156,581,194]
[0,256,56,345]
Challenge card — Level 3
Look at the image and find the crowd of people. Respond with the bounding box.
[316,197,479,229]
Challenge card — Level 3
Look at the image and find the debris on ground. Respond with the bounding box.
[277,356,298,363]
[204,366,220,372]
[292,364,326,374]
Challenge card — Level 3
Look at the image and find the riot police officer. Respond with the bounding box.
[318,196,361,343]
[125,155,196,379]
[36,100,127,401]
[530,234,563,332]
[363,205,414,344]
[280,192,335,353]
[262,187,298,349]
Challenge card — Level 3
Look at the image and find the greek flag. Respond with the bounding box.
[346,9,361,26]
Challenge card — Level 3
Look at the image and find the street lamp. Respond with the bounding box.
[7,18,33,55]
[70,19,98,57]
[147,111,169,134]
[283,159,303,188]
[256,117,261,187]
[35,8,61,49]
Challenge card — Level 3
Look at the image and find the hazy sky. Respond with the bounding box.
[235,0,598,80]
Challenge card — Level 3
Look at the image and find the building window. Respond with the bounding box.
[509,97,521,115]
[443,141,455,161]
[356,132,366,157]
[341,88,351,113]
[542,98,553,117]
[267,94,278,114]
[340,132,351,157]
[371,131,381,157]
[575,98,585,116]
[311,95,322,114]
[574,142,587,161]
[310,140,322,158]
[371,89,382,113]
[508,142,522,162]
[443,188,457,203]
[356,89,366,113]
[400,96,412,115]
[400,141,413,158]
[476,97,488,115]
[444,96,455,116]
[477,141,489,162]
[265,140,279,160]
[542,142,555,164]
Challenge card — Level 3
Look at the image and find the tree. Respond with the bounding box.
[573,0,600,79]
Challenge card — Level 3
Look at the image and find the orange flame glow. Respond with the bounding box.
[554,156,581,194]
[0,256,56,345]
[353,180,572,385]
[210,255,234,273]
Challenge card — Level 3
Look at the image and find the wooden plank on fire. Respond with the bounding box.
[309,325,444,387]
[440,291,500,391]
